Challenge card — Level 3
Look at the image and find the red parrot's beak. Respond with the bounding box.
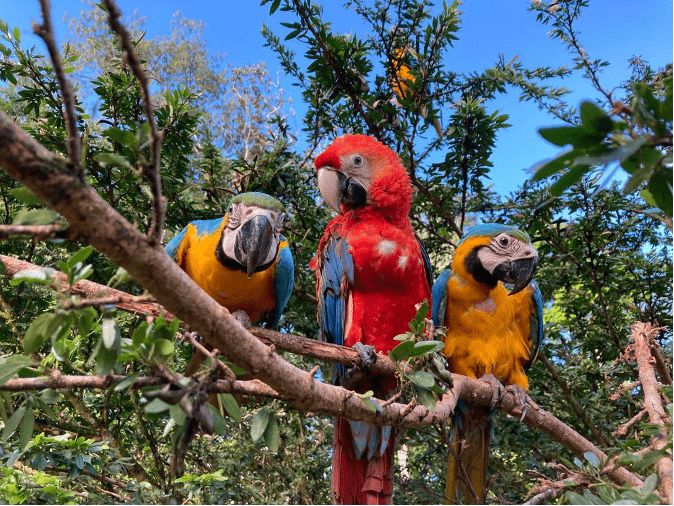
[317,167,344,214]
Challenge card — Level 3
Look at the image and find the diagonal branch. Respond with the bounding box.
[33,0,82,178]
[101,0,165,245]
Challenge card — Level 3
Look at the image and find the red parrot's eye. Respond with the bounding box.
[352,155,363,166]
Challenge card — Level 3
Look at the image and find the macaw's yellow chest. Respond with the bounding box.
[177,223,276,325]
[442,277,535,389]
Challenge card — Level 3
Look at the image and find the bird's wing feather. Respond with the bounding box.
[267,238,295,329]
[317,234,354,348]
[525,280,544,370]
[165,217,226,264]
[431,269,452,328]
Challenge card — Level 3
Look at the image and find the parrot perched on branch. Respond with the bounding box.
[165,192,294,376]
[311,134,432,504]
[431,223,542,504]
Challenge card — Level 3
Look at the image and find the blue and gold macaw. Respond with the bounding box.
[431,223,542,504]
[165,192,294,376]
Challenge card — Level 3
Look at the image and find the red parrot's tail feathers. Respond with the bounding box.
[332,416,395,505]
[445,404,492,504]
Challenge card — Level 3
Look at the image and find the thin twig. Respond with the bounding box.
[60,293,156,310]
[101,0,165,245]
[0,223,70,241]
[33,0,82,178]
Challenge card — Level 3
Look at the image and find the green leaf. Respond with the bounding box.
[640,473,658,495]
[408,370,435,389]
[415,387,437,409]
[574,136,648,167]
[144,398,170,414]
[154,338,175,356]
[10,268,55,286]
[646,168,673,218]
[584,451,601,468]
[251,406,270,442]
[389,340,415,362]
[8,186,43,206]
[94,152,134,171]
[219,393,242,423]
[207,404,227,435]
[23,313,54,353]
[263,414,280,453]
[579,101,613,134]
[113,374,138,391]
[11,208,59,225]
[412,340,445,356]
[531,149,579,181]
[538,126,604,148]
[65,246,95,270]
[269,0,281,15]
[101,318,120,350]
[393,332,414,341]
[2,405,26,441]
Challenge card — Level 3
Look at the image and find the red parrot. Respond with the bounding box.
[311,134,432,504]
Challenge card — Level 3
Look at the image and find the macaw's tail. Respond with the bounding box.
[445,403,493,504]
[332,416,395,505]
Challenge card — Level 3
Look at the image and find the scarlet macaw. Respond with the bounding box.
[165,192,294,375]
[312,134,432,504]
[431,223,542,504]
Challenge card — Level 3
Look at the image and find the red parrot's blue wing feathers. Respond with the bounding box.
[317,234,354,349]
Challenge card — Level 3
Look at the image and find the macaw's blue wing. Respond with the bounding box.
[164,217,226,262]
[431,269,452,328]
[317,234,354,349]
[266,237,294,329]
[525,280,544,371]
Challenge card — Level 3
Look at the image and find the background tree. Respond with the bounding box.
[0,0,671,504]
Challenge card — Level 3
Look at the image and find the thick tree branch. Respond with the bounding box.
[631,322,672,504]
[0,253,399,376]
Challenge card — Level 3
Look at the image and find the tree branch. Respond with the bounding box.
[33,0,82,177]
[631,322,672,504]
[101,0,165,245]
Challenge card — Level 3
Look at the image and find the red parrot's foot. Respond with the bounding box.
[480,373,506,409]
[344,343,378,385]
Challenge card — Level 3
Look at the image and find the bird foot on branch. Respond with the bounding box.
[506,384,530,420]
[232,309,252,327]
[343,343,378,384]
[480,373,506,409]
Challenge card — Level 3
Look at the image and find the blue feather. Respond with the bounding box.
[267,238,294,329]
[525,280,544,370]
[431,269,452,328]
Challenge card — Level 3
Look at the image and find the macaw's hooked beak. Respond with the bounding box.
[317,168,367,214]
[492,256,538,295]
[234,214,274,278]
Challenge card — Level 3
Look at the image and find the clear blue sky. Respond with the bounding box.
[1,0,672,194]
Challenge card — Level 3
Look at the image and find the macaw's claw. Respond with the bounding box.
[480,373,506,410]
[353,342,378,374]
[232,309,252,327]
[505,384,529,420]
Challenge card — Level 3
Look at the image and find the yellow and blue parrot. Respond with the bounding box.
[165,192,294,375]
[431,223,542,504]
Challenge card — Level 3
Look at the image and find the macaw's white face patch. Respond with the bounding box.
[376,239,397,256]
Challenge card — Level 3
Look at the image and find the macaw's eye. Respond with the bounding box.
[353,155,363,166]
[499,236,509,247]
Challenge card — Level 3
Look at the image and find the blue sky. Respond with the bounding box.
[1,0,672,194]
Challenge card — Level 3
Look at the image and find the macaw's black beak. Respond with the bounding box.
[317,168,367,213]
[492,256,538,295]
[337,172,367,209]
[234,214,274,278]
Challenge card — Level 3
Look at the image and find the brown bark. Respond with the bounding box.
[631,322,673,504]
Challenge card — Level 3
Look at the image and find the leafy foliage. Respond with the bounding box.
[0,0,671,504]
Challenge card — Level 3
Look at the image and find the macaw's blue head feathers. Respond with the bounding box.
[459,223,537,295]
[217,192,288,277]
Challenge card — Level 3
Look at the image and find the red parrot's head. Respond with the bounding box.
[314,134,413,216]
